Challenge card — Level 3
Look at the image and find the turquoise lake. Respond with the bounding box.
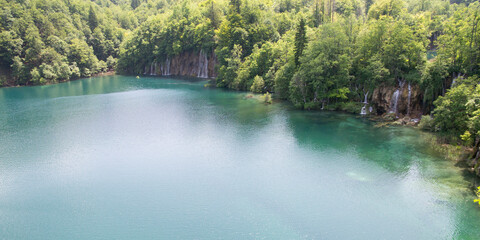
[0,75,479,239]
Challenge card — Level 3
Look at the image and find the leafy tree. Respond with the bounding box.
[106,56,117,70]
[251,75,265,93]
[312,1,322,27]
[217,44,243,88]
[294,18,306,67]
[381,18,426,84]
[88,6,99,31]
[131,0,142,9]
[290,23,351,109]
[368,0,406,20]
[433,76,480,138]
[0,31,22,67]
[11,56,26,84]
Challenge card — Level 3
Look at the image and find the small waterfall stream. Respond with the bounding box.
[452,72,463,86]
[360,91,368,115]
[389,79,405,114]
[197,50,209,78]
[407,83,411,115]
[161,58,171,76]
[360,106,367,115]
[150,62,156,75]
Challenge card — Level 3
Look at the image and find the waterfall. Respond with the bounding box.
[360,91,368,115]
[161,58,171,76]
[369,106,373,113]
[389,90,400,114]
[166,58,170,75]
[197,50,209,78]
[407,83,412,115]
[360,106,367,115]
[389,79,405,114]
[452,72,463,86]
[150,62,156,76]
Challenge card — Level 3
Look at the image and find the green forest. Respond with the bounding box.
[1,0,480,160]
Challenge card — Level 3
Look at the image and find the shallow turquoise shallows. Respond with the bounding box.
[1,76,480,239]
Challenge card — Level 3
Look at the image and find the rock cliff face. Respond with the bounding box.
[144,50,217,78]
[371,81,424,118]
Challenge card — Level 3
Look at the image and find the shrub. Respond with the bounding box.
[475,187,480,207]
[304,101,321,110]
[106,56,117,70]
[250,75,265,93]
[263,92,272,104]
[460,131,474,146]
[98,60,108,72]
[40,63,57,82]
[418,115,434,131]
[341,102,364,114]
[30,67,43,85]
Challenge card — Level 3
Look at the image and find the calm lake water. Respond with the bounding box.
[0,75,479,239]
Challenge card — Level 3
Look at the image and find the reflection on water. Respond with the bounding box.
[0,75,479,239]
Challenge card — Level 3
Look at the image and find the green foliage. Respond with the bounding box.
[460,131,473,146]
[218,44,243,88]
[0,31,22,67]
[88,6,99,31]
[250,75,265,93]
[421,59,449,108]
[0,0,127,85]
[368,0,406,20]
[433,76,480,142]
[436,2,480,77]
[294,18,306,67]
[340,102,364,114]
[234,42,275,91]
[381,18,426,84]
[475,187,480,207]
[290,22,351,109]
[418,115,434,131]
[106,56,117,70]
[263,91,272,104]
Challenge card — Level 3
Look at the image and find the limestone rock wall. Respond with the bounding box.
[371,83,424,118]
[144,50,217,78]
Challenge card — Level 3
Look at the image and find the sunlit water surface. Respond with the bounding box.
[0,76,479,239]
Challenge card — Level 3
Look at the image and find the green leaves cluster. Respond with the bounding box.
[0,0,131,86]
[433,76,480,145]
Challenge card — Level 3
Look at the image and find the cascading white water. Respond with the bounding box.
[150,62,156,75]
[389,90,400,113]
[166,58,170,75]
[360,91,368,115]
[452,72,463,86]
[197,50,209,78]
[407,83,411,115]
[389,79,405,114]
[360,106,367,115]
[161,58,171,76]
